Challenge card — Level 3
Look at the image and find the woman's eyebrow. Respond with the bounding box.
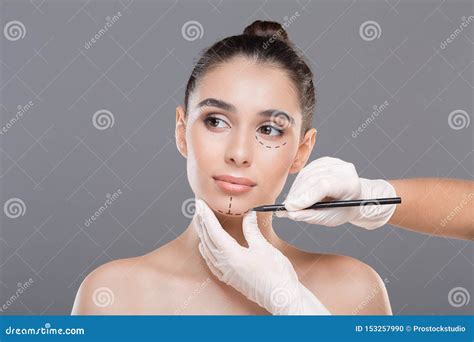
[196,98,295,125]
[259,109,295,125]
[197,98,235,112]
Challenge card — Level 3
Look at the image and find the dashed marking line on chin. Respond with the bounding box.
[255,135,287,149]
[217,196,251,216]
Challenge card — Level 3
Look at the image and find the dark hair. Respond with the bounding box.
[184,20,316,136]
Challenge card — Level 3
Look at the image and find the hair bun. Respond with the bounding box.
[243,20,290,44]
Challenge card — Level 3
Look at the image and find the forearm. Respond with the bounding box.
[388,178,474,240]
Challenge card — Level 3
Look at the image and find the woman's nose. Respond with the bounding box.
[224,130,253,167]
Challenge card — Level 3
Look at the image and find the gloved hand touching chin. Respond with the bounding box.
[194,199,330,315]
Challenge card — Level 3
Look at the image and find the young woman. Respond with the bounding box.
[72,20,392,315]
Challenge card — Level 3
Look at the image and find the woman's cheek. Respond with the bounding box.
[186,126,225,195]
[254,145,294,201]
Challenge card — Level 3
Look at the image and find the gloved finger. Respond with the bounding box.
[286,157,343,189]
[303,157,350,173]
[196,199,241,252]
[197,238,219,267]
[195,208,221,254]
[283,158,360,211]
[284,178,333,211]
[285,208,350,227]
[275,209,288,219]
[242,211,268,248]
[198,242,224,280]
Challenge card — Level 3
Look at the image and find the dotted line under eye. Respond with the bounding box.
[254,135,287,149]
[216,196,251,216]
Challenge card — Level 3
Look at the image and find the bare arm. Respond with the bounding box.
[388,178,474,240]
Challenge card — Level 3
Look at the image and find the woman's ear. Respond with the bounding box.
[289,128,316,174]
[175,106,188,158]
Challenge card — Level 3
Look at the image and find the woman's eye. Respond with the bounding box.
[204,116,229,129]
[258,125,283,136]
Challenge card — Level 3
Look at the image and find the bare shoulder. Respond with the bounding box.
[290,250,392,315]
[71,252,167,315]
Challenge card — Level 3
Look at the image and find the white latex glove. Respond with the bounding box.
[276,156,397,230]
[194,199,330,315]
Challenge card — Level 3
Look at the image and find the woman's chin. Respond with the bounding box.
[202,195,252,217]
[213,205,251,217]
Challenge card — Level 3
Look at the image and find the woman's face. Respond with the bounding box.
[176,56,315,217]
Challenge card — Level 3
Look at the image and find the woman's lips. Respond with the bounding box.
[213,175,257,194]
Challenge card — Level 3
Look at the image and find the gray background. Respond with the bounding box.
[0,0,472,315]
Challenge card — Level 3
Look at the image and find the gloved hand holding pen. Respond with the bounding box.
[275,156,398,230]
[194,199,331,315]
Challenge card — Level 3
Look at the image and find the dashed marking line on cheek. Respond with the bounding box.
[216,196,251,216]
[254,134,287,149]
